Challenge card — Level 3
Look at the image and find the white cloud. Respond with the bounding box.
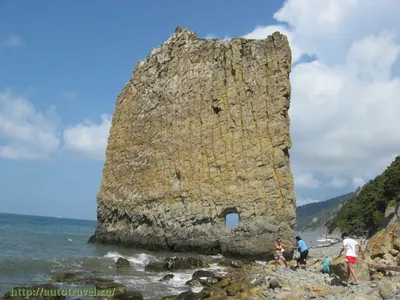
[63,114,111,160]
[326,177,348,188]
[294,172,321,189]
[296,196,322,206]
[2,35,24,47]
[352,177,366,188]
[244,0,400,203]
[0,90,60,160]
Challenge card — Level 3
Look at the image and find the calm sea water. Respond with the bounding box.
[0,212,324,299]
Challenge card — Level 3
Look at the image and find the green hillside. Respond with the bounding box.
[328,156,400,236]
[296,192,355,232]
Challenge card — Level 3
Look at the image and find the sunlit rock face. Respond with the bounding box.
[94,27,296,258]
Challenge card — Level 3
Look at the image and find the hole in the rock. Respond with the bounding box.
[212,105,222,115]
[231,68,236,76]
[283,147,290,158]
[225,213,239,228]
[174,170,181,180]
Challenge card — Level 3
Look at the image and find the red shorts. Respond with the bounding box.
[346,256,357,264]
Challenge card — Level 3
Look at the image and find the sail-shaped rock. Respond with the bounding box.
[94,27,296,258]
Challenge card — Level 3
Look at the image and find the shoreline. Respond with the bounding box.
[4,238,399,300]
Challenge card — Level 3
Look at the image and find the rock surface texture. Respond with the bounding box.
[94,27,295,257]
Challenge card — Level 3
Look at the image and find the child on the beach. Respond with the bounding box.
[337,232,363,286]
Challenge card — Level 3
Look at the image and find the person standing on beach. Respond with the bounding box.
[274,238,288,271]
[295,236,309,269]
[337,232,362,286]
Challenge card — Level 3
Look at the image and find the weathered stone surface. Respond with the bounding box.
[94,26,295,257]
[366,223,400,259]
[379,282,397,299]
[330,256,370,281]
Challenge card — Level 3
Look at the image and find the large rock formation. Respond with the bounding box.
[93,27,295,258]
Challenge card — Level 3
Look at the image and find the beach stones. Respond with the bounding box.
[231,260,244,268]
[159,274,174,282]
[145,256,204,272]
[113,291,144,300]
[175,290,202,300]
[144,261,168,272]
[225,282,251,296]
[379,282,397,299]
[94,281,126,295]
[50,272,78,283]
[330,256,370,281]
[116,257,131,269]
[165,256,203,270]
[192,270,213,280]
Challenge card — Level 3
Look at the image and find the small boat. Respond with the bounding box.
[317,236,338,243]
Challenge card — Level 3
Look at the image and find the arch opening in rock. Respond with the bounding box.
[221,207,240,228]
[225,213,239,227]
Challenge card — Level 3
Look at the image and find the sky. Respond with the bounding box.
[1,0,399,220]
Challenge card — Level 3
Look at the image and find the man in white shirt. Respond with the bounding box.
[337,232,363,286]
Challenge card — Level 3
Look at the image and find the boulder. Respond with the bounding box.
[185,279,203,290]
[94,281,126,295]
[50,272,78,283]
[379,282,397,299]
[159,274,174,282]
[213,278,231,289]
[175,290,206,300]
[113,291,144,300]
[268,277,292,290]
[144,261,168,272]
[207,287,227,299]
[366,223,400,259]
[226,282,251,296]
[165,256,203,270]
[161,296,177,300]
[116,257,131,269]
[231,260,244,268]
[192,270,213,280]
[330,256,370,281]
[234,286,269,299]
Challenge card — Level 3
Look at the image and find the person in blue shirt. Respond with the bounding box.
[295,236,309,269]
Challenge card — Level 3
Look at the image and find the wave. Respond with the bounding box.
[103,251,159,271]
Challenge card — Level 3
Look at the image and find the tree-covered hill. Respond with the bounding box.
[296,192,355,232]
[328,156,400,236]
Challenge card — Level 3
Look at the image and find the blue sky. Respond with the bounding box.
[1,0,400,220]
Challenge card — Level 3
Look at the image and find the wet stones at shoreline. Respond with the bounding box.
[159,274,174,282]
[164,254,400,300]
[145,256,204,272]
[47,272,144,300]
[116,257,131,269]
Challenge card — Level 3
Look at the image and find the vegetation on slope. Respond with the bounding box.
[328,156,400,236]
[296,192,355,232]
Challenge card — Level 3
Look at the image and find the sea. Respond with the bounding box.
[0,212,325,299]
